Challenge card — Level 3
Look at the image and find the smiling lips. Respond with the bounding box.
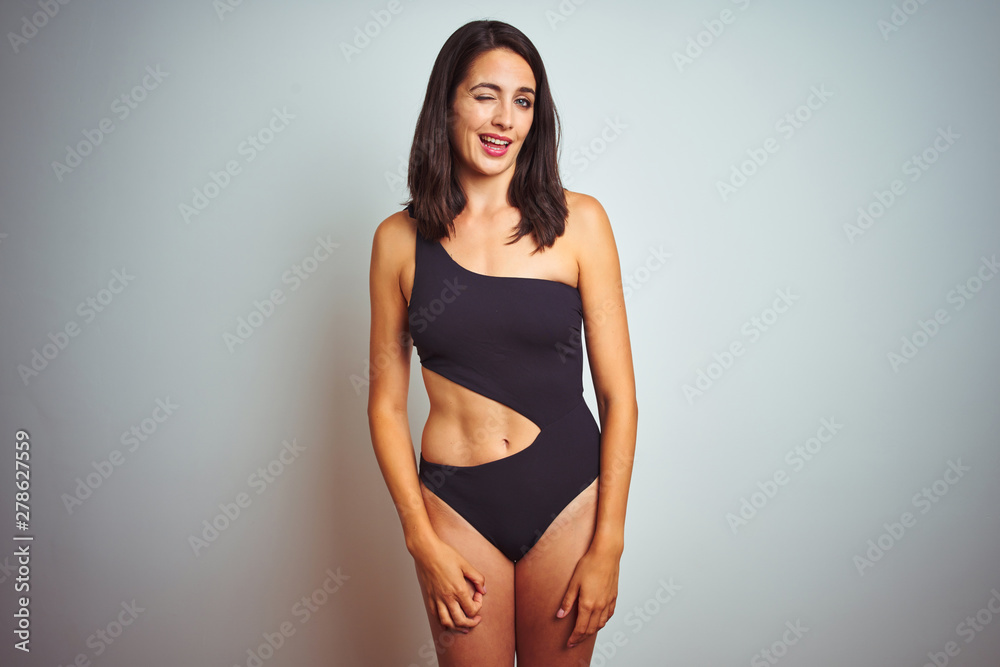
[479,133,511,157]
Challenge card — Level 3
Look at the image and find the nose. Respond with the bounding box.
[492,99,513,130]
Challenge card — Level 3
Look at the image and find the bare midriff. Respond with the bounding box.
[419,366,540,467]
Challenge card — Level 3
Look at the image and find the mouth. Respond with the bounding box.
[479,134,511,157]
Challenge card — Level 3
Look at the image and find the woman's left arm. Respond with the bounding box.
[556,193,638,648]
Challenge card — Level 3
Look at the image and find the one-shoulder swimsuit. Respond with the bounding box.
[406,205,601,562]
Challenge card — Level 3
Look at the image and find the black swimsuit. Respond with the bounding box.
[406,206,601,562]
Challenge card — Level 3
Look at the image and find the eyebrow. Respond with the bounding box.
[470,82,535,96]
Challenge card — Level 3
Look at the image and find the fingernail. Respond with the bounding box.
[556,609,565,618]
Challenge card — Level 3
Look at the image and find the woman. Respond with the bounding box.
[367,19,637,666]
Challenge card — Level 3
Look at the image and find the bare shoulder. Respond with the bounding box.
[371,208,417,270]
[563,189,615,250]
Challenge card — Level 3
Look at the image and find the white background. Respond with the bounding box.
[1,0,998,665]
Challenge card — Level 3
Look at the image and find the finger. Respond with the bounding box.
[598,605,611,629]
[584,602,603,636]
[463,574,484,611]
[459,587,483,619]
[556,579,579,619]
[568,603,593,647]
[447,598,479,631]
[436,600,458,633]
[464,564,487,596]
[469,593,483,618]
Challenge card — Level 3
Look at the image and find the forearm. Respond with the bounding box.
[591,396,638,555]
[368,406,438,555]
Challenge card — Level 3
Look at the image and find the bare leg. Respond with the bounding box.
[414,481,516,667]
[514,478,600,666]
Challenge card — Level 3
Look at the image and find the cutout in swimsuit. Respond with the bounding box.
[406,205,601,562]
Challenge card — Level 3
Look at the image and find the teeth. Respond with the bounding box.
[481,135,510,146]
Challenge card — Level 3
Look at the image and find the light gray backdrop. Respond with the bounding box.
[1,0,998,665]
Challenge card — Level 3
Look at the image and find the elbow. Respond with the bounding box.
[367,398,407,424]
[596,392,638,419]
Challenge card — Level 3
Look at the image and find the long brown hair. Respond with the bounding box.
[404,20,567,252]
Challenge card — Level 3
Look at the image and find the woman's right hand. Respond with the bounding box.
[411,535,486,633]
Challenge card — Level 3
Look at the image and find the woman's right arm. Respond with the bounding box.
[367,215,435,553]
[367,215,485,632]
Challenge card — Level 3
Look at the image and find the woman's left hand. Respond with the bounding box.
[556,544,621,648]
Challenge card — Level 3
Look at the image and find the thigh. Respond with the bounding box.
[514,478,600,667]
[415,481,516,667]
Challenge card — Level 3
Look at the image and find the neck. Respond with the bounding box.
[453,159,517,219]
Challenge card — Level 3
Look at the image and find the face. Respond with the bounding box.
[448,48,536,179]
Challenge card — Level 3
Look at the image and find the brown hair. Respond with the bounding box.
[404,20,567,253]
